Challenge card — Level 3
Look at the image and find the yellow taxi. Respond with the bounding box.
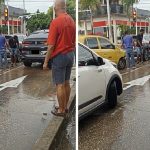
[79,35,126,70]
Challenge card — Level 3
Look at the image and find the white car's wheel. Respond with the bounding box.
[107,81,117,108]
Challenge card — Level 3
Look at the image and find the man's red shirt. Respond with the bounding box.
[47,13,76,58]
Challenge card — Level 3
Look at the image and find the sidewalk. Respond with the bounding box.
[32,69,76,150]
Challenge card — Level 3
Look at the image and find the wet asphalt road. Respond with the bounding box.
[0,63,56,150]
[79,61,150,150]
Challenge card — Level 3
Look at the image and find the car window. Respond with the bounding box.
[98,37,115,49]
[84,37,99,49]
[78,44,96,66]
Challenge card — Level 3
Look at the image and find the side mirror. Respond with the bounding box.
[97,57,104,65]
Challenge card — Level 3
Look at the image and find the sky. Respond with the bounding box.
[6,0,54,13]
[134,0,150,11]
[6,0,150,13]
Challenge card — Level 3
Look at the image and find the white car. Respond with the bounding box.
[78,43,123,119]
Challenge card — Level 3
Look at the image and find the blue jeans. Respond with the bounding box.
[0,50,8,69]
[125,48,135,68]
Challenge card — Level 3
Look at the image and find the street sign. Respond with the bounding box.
[123,74,150,90]
[0,76,27,92]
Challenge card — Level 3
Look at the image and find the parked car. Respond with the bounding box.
[31,29,49,34]
[79,35,126,70]
[22,30,48,67]
[78,43,123,119]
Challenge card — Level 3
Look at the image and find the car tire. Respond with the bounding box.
[107,81,117,108]
[118,58,126,70]
[23,61,32,67]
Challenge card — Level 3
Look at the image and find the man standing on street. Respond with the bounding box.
[43,0,75,116]
[0,30,8,71]
[122,30,135,70]
[136,29,144,63]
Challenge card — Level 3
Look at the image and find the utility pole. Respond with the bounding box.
[135,7,138,35]
[89,6,93,34]
[6,0,10,34]
[106,0,113,42]
[23,0,26,34]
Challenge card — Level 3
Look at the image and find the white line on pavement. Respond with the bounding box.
[0,65,24,76]
[121,63,150,75]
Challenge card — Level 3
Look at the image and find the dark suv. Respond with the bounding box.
[22,30,48,67]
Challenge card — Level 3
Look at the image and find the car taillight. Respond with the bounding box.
[22,41,31,46]
[44,41,48,45]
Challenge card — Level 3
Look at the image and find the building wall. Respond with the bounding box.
[0,4,26,34]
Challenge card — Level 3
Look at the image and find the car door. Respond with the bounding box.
[78,44,106,116]
[98,37,119,64]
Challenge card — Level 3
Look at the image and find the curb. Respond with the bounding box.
[32,82,75,150]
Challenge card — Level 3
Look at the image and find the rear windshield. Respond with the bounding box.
[27,33,48,39]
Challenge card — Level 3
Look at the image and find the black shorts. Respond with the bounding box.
[52,51,74,84]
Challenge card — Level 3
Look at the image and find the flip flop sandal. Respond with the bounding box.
[51,109,65,117]
[54,106,68,113]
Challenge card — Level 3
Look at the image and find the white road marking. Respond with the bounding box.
[121,63,150,75]
[123,74,150,90]
[3,65,24,74]
[0,75,27,92]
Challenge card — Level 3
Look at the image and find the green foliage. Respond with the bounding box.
[0,26,7,34]
[118,24,136,35]
[80,0,99,10]
[66,0,75,20]
[26,0,75,32]
[122,0,134,17]
[26,12,52,33]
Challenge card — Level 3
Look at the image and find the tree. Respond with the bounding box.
[26,13,52,33]
[26,0,76,32]
[80,0,99,10]
[122,0,135,18]
[66,0,76,20]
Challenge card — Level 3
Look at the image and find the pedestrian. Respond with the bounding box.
[0,30,8,71]
[122,30,135,70]
[8,35,19,67]
[136,29,144,63]
[43,0,75,117]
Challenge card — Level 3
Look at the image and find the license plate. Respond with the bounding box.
[31,50,39,54]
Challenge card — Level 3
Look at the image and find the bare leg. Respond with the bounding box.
[65,80,71,109]
[56,83,66,113]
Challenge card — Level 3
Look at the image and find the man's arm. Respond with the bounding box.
[43,45,54,70]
